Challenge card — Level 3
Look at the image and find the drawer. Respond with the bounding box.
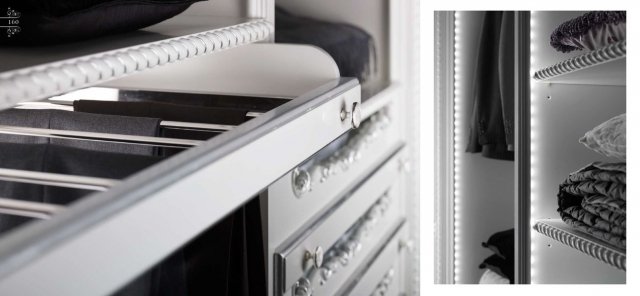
[268,108,403,246]
[274,148,405,296]
[341,222,408,296]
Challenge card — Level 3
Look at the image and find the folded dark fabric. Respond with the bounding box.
[0,109,161,156]
[466,11,515,161]
[2,0,203,45]
[550,11,626,53]
[74,100,249,125]
[557,162,626,249]
[479,254,513,284]
[275,6,376,83]
[482,228,514,261]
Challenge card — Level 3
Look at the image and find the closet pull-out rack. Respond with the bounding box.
[0,169,117,191]
[0,125,203,148]
[0,198,64,220]
[0,77,361,296]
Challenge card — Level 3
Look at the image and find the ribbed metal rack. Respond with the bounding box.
[0,17,272,108]
[533,219,626,271]
[532,41,626,85]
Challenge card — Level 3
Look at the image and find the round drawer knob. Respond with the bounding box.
[399,238,415,252]
[351,102,362,128]
[292,168,311,197]
[293,278,312,296]
[341,102,362,129]
[305,246,324,269]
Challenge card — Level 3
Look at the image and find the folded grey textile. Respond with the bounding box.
[0,109,161,156]
[557,162,626,249]
[550,11,626,53]
[275,6,376,83]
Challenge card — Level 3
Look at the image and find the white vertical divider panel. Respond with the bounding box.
[434,11,455,285]
[389,0,420,293]
[530,11,625,284]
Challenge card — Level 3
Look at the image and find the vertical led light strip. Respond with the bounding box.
[529,11,538,284]
[452,11,462,284]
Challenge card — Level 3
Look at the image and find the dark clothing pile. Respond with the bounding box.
[275,6,376,83]
[558,162,626,249]
[479,228,514,283]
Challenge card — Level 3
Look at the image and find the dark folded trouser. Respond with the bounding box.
[557,162,626,249]
[0,142,164,233]
[73,100,252,155]
[74,100,249,125]
[0,109,161,156]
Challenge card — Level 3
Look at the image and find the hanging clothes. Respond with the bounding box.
[118,92,286,112]
[0,109,161,156]
[466,11,515,161]
[73,100,249,125]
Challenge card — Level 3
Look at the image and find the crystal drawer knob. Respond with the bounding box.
[293,278,312,296]
[341,102,362,129]
[292,168,311,197]
[305,246,324,269]
[399,238,415,252]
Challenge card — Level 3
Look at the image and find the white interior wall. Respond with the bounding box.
[457,11,515,284]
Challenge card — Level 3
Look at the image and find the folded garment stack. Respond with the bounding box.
[550,11,626,53]
[478,228,513,284]
[557,162,626,249]
[275,6,376,83]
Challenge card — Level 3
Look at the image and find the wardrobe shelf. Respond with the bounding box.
[0,16,273,109]
[532,41,626,86]
[533,219,626,271]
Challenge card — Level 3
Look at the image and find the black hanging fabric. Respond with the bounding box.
[0,109,161,156]
[466,11,515,161]
[73,100,250,155]
[274,6,376,83]
[0,142,164,231]
[73,100,249,125]
[0,100,266,295]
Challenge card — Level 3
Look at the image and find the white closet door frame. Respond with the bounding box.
[434,11,455,285]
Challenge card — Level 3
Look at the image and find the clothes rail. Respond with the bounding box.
[0,125,203,148]
[0,168,118,191]
[0,198,64,219]
[14,102,242,132]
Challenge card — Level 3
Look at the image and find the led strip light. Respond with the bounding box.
[529,11,538,284]
[452,11,462,284]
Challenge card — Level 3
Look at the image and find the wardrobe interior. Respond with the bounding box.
[436,10,626,284]
[0,1,419,295]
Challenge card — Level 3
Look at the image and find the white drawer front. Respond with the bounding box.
[274,148,405,295]
[268,109,403,247]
